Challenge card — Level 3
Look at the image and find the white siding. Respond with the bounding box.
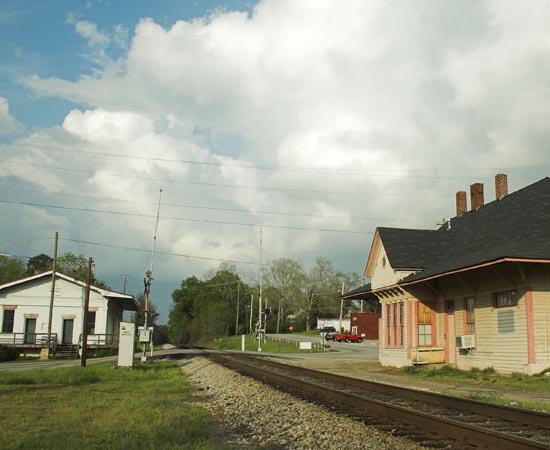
[0,277,109,345]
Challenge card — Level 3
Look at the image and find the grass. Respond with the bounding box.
[0,361,233,450]
[401,364,550,389]
[206,334,325,353]
[400,365,550,411]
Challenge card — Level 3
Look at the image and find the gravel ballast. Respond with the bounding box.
[181,357,429,450]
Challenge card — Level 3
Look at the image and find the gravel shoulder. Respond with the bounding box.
[181,356,429,450]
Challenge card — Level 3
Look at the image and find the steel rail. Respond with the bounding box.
[234,354,550,429]
[209,353,550,450]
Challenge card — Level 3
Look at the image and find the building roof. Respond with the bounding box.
[379,177,550,285]
[341,283,376,300]
[0,271,139,311]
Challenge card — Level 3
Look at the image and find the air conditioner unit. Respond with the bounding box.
[456,334,475,349]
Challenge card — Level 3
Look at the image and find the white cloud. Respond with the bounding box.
[0,97,22,135]
[6,1,550,310]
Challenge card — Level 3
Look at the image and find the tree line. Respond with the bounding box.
[168,257,363,345]
[0,252,107,287]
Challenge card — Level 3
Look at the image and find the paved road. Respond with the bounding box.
[0,348,193,371]
[266,333,379,360]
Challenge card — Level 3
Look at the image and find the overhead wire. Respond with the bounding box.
[1,140,547,176]
[0,199,375,234]
[2,186,438,223]
[0,159,457,196]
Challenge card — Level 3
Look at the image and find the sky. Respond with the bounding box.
[1,0,549,323]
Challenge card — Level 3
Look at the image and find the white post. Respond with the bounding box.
[241,334,245,352]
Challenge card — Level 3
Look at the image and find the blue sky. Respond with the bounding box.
[1,1,549,323]
[1,0,258,129]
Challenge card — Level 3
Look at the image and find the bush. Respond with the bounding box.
[0,345,17,362]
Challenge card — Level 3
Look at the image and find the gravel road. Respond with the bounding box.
[181,357,429,450]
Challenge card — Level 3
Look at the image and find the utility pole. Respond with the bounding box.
[142,189,162,363]
[121,274,130,293]
[234,282,240,336]
[45,231,58,359]
[81,256,94,367]
[338,281,345,333]
[258,226,263,352]
[249,294,254,334]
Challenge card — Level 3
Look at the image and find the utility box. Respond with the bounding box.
[118,322,135,367]
[138,326,153,343]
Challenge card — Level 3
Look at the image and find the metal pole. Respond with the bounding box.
[81,256,94,367]
[46,231,58,358]
[235,282,240,336]
[249,294,254,334]
[258,226,263,352]
[338,281,345,332]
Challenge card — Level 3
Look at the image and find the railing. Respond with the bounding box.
[0,333,58,348]
[80,334,120,347]
[265,335,329,351]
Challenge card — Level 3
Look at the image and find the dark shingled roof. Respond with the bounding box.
[341,283,375,299]
[380,177,550,284]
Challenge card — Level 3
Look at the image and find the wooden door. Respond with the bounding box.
[444,300,456,365]
[62,319,74,344]
[24,318,36,344]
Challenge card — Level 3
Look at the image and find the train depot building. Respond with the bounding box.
[357,175,550,374]
[0,271,138,357]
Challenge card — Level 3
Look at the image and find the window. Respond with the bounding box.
[2,310,14,333]
[87,311,96,335]
[417,303,432,346]
[392,303,398,344]
[494,290,518,308]
[464,297,475,334]
[386,304,391,345]
[399,302,404,346]
[386,302,405,347]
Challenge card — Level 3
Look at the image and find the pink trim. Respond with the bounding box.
[430,304,438,347]
[407,301,414,359]
[525,290,536,364]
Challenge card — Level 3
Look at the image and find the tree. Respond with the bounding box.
[302,257,338,331]
[26,253,53,274]
[0,255,26,284]
[135,293,160,328]
[266,258,306,333]
[169,269,251,345]
[56,252,109,288]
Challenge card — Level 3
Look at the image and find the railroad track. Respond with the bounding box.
[207,353,550,450]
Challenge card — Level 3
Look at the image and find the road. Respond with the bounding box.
[266,333,379,360]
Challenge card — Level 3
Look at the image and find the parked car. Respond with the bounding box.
[333,333,363,343]
[319,326,336,334]
[324,332,337,341]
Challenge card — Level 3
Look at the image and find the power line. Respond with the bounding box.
[0,159,456,197]
[0,199,375,234]
[2,140,548,176]
[2,186,437,223]
[61,238,260,266]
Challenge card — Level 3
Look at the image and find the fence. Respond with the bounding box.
[265,335,329,351]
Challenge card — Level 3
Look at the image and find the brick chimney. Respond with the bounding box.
[470,183,484,210]
[456,191,467,216]
[495,173,508,200]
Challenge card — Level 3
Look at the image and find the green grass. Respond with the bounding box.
[401,364,550,411]
[401,364,550,390]
[205,334,324,352]
[0,362,233,450]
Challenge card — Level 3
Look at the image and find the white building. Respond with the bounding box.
[0,271,138,353]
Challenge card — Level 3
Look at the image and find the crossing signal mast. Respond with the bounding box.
[140,189,162,363]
